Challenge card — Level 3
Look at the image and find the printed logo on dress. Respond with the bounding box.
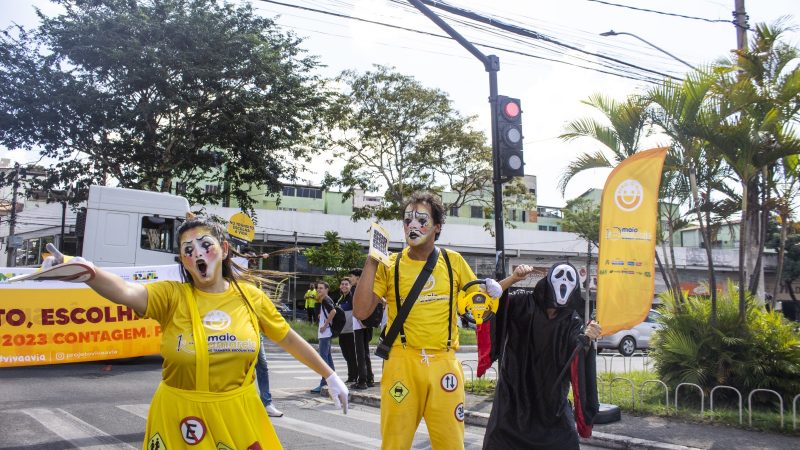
[180,416,206,445]
[389,381,409,404]
[148,432,167,450]
[440,373,458,392]
[247,442,263,450]
[203,310,231,331]
[216,443,234,450]
[454,402,465,422]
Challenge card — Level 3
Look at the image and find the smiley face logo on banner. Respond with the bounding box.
[613,179,644,212]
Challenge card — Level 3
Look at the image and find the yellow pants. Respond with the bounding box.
[143,381,282,450]
[380,346,465,450]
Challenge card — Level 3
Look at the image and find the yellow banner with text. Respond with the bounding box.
[0,264,181,367]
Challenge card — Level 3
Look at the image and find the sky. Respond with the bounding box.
[1,0,798,207]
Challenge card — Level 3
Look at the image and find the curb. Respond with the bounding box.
[581,432,702,450]
[347,392,701,450]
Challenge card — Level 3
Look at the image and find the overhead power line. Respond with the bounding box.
[586,0,731,24]
[256,0,677,83]
[413,0,681,80]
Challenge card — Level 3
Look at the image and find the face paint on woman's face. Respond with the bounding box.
[179,227,225,284]
[403,204,436,247]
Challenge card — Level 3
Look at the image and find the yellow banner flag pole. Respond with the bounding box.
[596,147,668,336]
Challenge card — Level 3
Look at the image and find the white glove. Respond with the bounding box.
[43,243,94,277]
[325,372,349,414]
[484,278,503,298]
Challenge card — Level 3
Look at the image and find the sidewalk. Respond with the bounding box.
[282,342,798,449]
[346,387,799,450]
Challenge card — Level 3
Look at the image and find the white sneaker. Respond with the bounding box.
[265,404,283,417]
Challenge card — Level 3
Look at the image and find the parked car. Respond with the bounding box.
[597,309,663,356]
[274,302,295,321]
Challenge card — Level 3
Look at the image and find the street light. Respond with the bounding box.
[600,30,697,71]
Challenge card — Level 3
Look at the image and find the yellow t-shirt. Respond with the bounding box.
[143,281,290,392]
[374,248,477,350]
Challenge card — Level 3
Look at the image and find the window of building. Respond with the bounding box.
[282,186,296,197]
[509,209,517,221]
[297,187,322,199]
[538,225,548,231]
[450,206,459,217]
[529,188,536,195]
[549,226,558,232]
[175,182,187,196]
[470,206,483,219]
[205,184,220,195]
[521,211,527,223]
[141,216,177,253]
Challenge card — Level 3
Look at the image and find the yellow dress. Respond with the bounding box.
[142,281,289,450]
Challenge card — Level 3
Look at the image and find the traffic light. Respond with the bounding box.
[496,95,524,178]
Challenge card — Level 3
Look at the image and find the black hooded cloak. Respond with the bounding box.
[482,265,598,450]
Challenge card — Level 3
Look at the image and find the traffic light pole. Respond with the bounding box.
[407,0,506,280]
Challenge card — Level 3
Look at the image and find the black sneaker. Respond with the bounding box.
[352,382,368,390]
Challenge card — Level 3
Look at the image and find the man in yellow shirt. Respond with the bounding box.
[354,192,479,450]
[304,282,318,324]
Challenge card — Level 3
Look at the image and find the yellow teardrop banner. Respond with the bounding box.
[597,147,668,336]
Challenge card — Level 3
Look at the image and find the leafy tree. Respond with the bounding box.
[319,65,532,223]
[303,231,366,285]
[0,0,328,212]
[561,197,599,313]
[560,197,599,248]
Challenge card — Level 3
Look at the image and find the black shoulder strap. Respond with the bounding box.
[440,248,454,350]
[375,247,439,360]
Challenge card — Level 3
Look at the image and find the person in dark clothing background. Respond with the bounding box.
[349,268,374,389]
[482,263,601,450]
[336,278,358,383]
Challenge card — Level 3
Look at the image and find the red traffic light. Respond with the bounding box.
[501,99,521,119]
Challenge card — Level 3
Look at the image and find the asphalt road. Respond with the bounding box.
[0,349,619,449]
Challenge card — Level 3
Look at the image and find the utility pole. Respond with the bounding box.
[407,0,506,279]
[733,0,748,52]
[6,163,21,266]
[292,231,298,321]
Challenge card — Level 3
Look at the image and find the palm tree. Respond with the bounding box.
[647,72,728,323]
[770,154,800,308]
[701,21,800,318]
[557,94,650,196]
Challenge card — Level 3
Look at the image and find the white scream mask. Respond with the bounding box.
[548,263,578,307]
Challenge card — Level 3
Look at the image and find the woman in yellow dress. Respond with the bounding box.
[41,216,348,449]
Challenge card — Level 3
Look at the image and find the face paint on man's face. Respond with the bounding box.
[403,204,435,247]
[179,228,224,283]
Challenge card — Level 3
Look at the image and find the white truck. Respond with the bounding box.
[1,185,191,268]
[80,185,190,266]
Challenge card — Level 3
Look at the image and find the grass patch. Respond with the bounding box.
[465,377,496,396]
[596,370,798,435]
[459,367,798,435]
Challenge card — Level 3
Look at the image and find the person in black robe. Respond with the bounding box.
[482,262,601,450]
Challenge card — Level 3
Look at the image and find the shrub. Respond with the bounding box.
[650,281,800,401]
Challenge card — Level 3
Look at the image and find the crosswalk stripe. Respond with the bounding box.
[117,404,149,419]
[271,415,382,449]
[20,408,137,450]
[314,397,485,446]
